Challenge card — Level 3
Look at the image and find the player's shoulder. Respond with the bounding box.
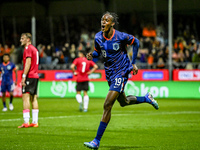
[95,31,103,39]
[73,57,81,63]
[115,29,130,37]
[10,62,15,66]
[116,29,134,41]
[27,44,37,51]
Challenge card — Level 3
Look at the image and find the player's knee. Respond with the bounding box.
[103,101,112,111]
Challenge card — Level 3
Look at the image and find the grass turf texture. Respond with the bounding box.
[0,98,200,150]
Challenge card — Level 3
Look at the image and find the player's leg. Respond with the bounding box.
[83,91,89,112]
[117,92,159,109]
[29,94,39,127]
[117,92,146,106]
[83,81,89,112]
[18,93,30,128]
[76,82,83,111]
[8,83,15,111]
[19,78,39,128]
[9,92,14,111]
[84,90,119,149]
[2,92,7,111]
[29,78,39,127]
[76,91,83,111]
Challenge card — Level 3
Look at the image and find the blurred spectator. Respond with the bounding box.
[178,50,185,63]
[142,23,156,38]
[10,45,18,64]
[156,23,165,47]
[174,37,185,52]
[192,46,200,68]
[38,44,46,64]
[45,44,53,64]
[138,48,148,68]
[156,57,165,69]
[172,51,185,69]
[4,44,11,54]
[184,49,192,62]
[70,44,76,62]
[52,51,60,65]
[0,44,4,63]
[77,42,85,51]
[185,63,193,69]
[80,29,89,45]
[61,42,70,63]
[147,53,154,68]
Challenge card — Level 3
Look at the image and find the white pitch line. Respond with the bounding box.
[0,111,200,122]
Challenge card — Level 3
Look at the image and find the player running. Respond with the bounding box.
[0,53,18,111]
[71,50,98,112]
[18,33,39,128]
[84,12,159,149]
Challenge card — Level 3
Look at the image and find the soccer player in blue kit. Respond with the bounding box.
[84,12,159,149]
[0,53,18,111]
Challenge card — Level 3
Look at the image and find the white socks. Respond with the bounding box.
[32,109,39,124]
[76,94,89,110]
[76,94,82,103]
[23,109,30,123]
[83,95,89,110]
[23,109,39,124]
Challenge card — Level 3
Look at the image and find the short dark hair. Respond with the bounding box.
[79,50,86,57]
[21,33,32,41]
[3,53,10,58]
[103,11,119,24]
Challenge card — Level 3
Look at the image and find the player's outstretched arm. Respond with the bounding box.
[131,38,140,65]
[132,64,138,75]
[87,50,101,60]
[86,52,93,60]
[131,38,139,75]
[14,66,18,85]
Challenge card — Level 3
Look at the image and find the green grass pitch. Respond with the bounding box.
[0,98,200,150]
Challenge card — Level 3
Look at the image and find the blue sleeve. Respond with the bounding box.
[12,63,16,69]
[131,38,139,64]
[92,50,100,58]
[93,37,101,58]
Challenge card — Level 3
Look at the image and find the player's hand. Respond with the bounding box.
[15,81,17,86]
[86,52,93,60]
[87,71,92,75]
[132,64,138,75]
[21,78,26,86]
[73,72,78,76]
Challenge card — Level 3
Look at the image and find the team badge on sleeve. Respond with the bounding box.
[113,43,119,51]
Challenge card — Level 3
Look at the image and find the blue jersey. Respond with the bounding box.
[93,29,139,82]
[0,62,16,85]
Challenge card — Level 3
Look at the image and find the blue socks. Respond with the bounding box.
[95,121,108,142]
[135,96,146,103]
[10,95,13,104]
[3,102,6,108]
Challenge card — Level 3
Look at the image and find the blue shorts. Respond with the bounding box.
[108,76,128,93]
[1,83,14,93]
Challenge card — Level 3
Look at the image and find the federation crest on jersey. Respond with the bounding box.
[113,43,119,51]
[7,65,11,70]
